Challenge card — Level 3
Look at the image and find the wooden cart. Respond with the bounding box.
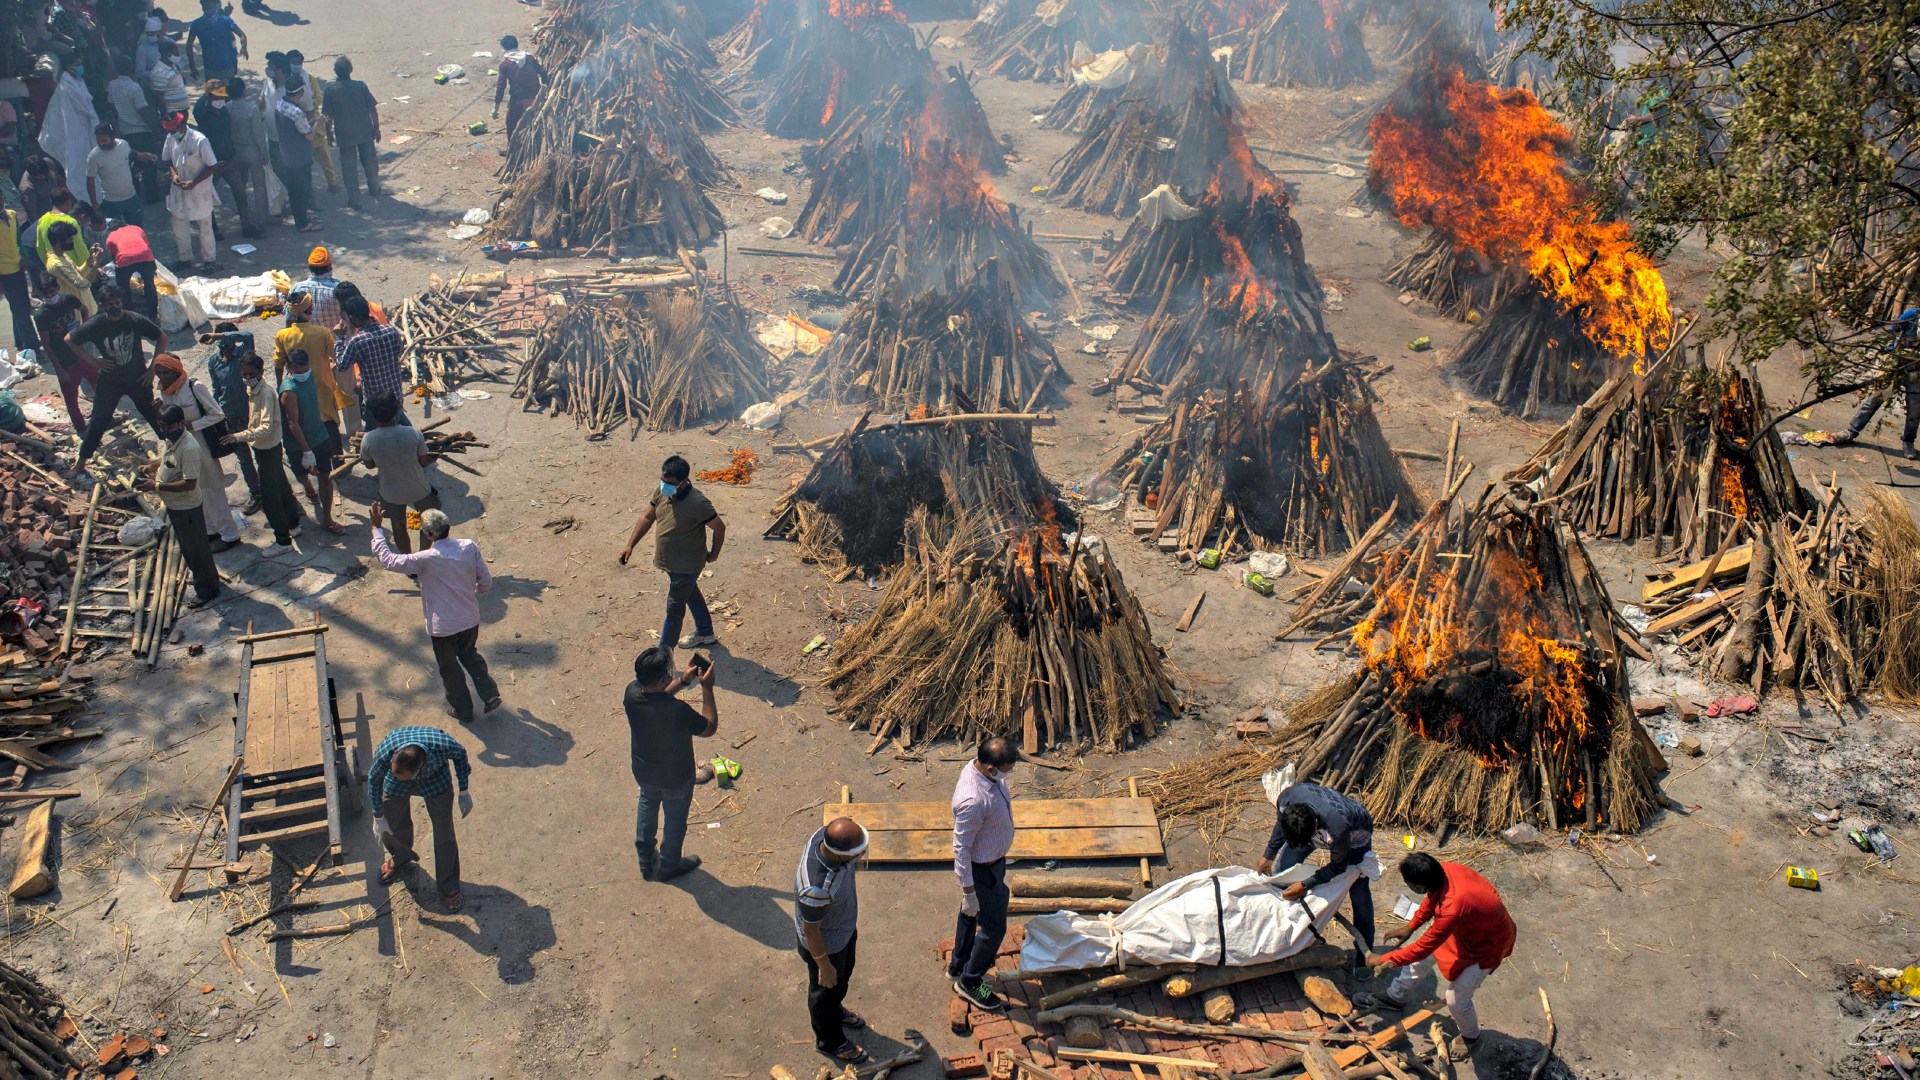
[224,620,359,877]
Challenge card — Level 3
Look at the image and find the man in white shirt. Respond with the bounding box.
[369,504,504,723]
[106,59,160,202]
[140,406,222,607]
[160,111,219,272]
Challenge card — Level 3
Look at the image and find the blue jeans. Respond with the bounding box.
[659,571,713,648]
[635,776,694,871]
[1276,843,1375,950]
[100,196,143,227]
[0,269,34,350]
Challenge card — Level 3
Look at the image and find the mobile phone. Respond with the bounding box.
[689,653,711,674]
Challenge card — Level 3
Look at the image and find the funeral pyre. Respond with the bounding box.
[1183,0,1374,87]
[978,0,1156,83]
[744,0,920,139]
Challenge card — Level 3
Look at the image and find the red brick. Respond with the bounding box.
[1002,981,1036,1007]
[1219,1041,1265,1074]
[1023,1039,1054,1068]
[1115,1030,1149,1056]
[938,936,956,954]
[1005,923,1027,950]
[1139,1032,1167,1055]
[1007,1009,1039,1044]
[981,1033,1025,1056]
[1258,1040,1295,1064]
[943,1053,986,1079]
[973,1017,1017,1043]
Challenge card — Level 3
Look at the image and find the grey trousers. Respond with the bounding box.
[380,788,459,894]
[337,140,379,199]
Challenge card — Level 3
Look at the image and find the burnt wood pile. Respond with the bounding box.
[1185,0,1374,87]
[980,0,1156,82]
[756,0,918,138]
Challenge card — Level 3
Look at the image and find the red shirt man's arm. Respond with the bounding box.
[1383,893,1457,968]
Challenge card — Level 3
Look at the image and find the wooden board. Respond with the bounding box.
[8,799,55,899]
[244,655,322,776]
[1641,544,1754,602]
[829,797,1163,863]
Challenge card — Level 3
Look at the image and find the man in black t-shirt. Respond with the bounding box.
[624,646,718,882]
[68,283,168,464]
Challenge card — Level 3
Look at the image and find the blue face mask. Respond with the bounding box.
[659,481,677,497]
[290,370,311,382]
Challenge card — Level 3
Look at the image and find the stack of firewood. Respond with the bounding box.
[766,407,1067,577]
[1277,468,1662,833]
[0,963,81,1077]
[1448,288,1619,417]
[980,0,1155,82]
[759,0,917,138]
[1385,232,1515,322]
[393,279,522,396]
[538,0,718,71]
[515,289,772,434]
[806,255,1065,411]
[1184,0,1374,87]
[962,0,1035,46]
[1051,22,1240,216]
[1104,363,1420,557]
[822,509,1178,753]
[1384,0,1500,66]
[1103,183,1321,309]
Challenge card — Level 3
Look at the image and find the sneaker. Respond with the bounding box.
[679,632,719,648]
[1831,431,1857,445]
[208,536,237,553]
[1353,990,1408,1011]
[1905,442,1918,460]
[242,495,263,515]
[482,695,503,714]
[262,542,296,557]
[185,591,217,609]
[953,978,1006,1013]
[649,855,701,882]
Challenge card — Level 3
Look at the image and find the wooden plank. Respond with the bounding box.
[238,797,329,826]
[241,775,328,802]
[6,799,55,899]
[828,797,1157,831]
[1056,1049,1223,1073]
[1332,1009,1435,1069]
[862,825,1164,862]
[314,627,342,849]
[238,819,331,847]
[1174,591,1206,633]
[1644,585,1747,636]
[227,641,254,867]
[237,624,330,645]
[1640,545,1754,603]
[1299,1042,1346,1080]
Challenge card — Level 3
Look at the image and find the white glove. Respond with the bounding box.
[457,790,472,818]
[372,814,392,841]
[301,450,316,470]
[960,889,980,917]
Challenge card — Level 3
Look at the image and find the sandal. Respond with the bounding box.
[323,520,348,536]
[442,888,465,912]
[820,1043,868,1065]
[378,858,408,885]
[299,222,324,233]
[839,1010,866,1031]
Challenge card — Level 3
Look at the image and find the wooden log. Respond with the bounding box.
[1064,1014,1103,1048]
[1332,1009,1436,1069]
[1302,974,1353,1017]
[1054,1049,1224,1073]
[169,757,243,902]
[1201,987,1236,1024]
[1162,944,1346,998]
[1036,964,1197,1009]
[1006,873,1135,899]
[1300,1041,1347,1080]
[6,799,55,899]
[1038,1004,1347,1045]
[1007,897,1130,915]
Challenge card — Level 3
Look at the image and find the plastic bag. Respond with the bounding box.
[1260,762,1297,806]
[1247,551,1290,578]
[118,517,165,546]
[461,208,492,225]
[758,216,795,239]
[739,402,782,430]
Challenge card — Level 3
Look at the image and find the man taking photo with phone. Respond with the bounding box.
[625,645,718,882]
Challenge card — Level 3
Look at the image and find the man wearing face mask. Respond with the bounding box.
[618,455,725,652]
[192,81,259,239]
[160,110,219,273]
[1360,854,1516,1061]
[794,817,871,1066]
[68,283,167,466]
[949,737,1019,1013]
[224,350,300,555]
[140,405,222,607]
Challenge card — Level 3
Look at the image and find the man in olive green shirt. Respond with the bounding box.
[619,455,726,651]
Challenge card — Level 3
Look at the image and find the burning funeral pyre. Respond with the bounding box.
[1383,0,1499,67]
[821,508,1178,753]
[514,288,771,434]
[1104,362,1419,557]
[796,63,1063,306]
[537,0,718,73]
[751,0,919,139]
[1368,64,1673,416]
[979,0,1156,83]
[804,255,1066,410]
[495,26,731,256]
[1050,22,1241,217]
[1041,42,1153,133]
[1184,0,1374,88]
[767,409,1066,577]
[1278,478,1663,833]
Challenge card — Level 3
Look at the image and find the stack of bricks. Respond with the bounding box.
[940,924,1332,1078]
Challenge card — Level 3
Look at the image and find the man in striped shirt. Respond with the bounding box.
[949,737,1019,1012]
[368,725,473,911]
[795,817,869,1065]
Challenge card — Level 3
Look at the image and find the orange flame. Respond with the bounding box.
[1369,66,1672,361]
[821,67,843,126]
[828,0,901,26]
[904,83,1012,226]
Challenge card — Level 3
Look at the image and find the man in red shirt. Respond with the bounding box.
[491,35,546,140]
[1361,853,1517,1059]
[102,223,159,319]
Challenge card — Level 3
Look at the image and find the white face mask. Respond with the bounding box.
[211,100,227,110]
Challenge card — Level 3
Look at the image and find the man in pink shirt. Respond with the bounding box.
[369,503,503,723]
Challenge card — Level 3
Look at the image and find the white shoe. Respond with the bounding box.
[678,632,719,648]
[262,542,296,557]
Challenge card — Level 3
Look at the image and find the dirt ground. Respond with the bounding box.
[2,4,1917,1080]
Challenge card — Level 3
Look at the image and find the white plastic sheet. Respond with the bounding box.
[1070,43,1149,89]
[1017,861,1373,974]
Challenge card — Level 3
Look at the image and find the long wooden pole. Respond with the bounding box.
[168,757,243,901]
[58,484,102,656]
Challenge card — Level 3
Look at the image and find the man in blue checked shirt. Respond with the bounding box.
[368,725,473,912]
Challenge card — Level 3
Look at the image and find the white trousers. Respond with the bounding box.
[172,213,215,263]
[192,429,240,541]
[1387,959,1489,1039]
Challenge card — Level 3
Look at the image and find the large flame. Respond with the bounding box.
[1369,66,1672,361]
[905,83,1012,227]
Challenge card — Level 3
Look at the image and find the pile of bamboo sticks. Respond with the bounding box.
[715,0,810,76]
[1385,232,1515,322]
[498,130,726,257]
[0,962,81,1079]
[1103,186,1323,311]
[394,279,521,397]
[766,407,1067,576]
[1182,0,1373,87]
[536,0,718,75]
[805,255,1065,411]
[515,288,772,435]
[1508,360,1808,558]
[981,0,1154,82]
[1111,272,1341,396]
[1104,363,1420,557]
[1277,472,1662,833]
[821,509,1178,753]
[760,6,917,138]
[1448,286,1619,417]
[1051,23,1240,216]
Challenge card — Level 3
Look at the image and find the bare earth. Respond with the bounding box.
[3,4,1916,1080]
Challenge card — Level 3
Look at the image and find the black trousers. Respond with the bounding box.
[380,788,459,893]
[166,504,220,600]
[431,625,499,721]
[950,857,1010,983]
[798,932,857,1052]
[78,367,162,463]
[253,444,301,545]
[114,263,159,321]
